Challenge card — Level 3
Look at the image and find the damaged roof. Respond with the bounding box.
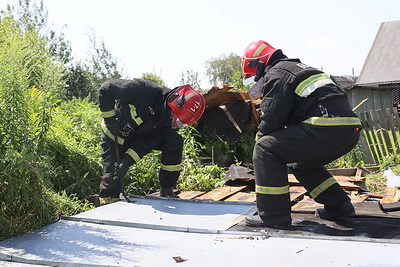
[1,166,400,266]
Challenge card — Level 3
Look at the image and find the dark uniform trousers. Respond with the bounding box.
[253,123,360,222]
[99,128,183,198]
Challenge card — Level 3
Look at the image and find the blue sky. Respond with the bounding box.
[1,0,400,88]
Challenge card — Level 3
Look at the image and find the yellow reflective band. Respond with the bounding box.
[256,184,290,195]
[185,92,198,101]
[295,73,333,97]
[100,120,124,145]
[303,117,361,126]
[101,109,116,118]
[126,148,141,163]
[128,104,143,126]
[252,43,268,58]
[310,177,337,199]
[161,163,182,172]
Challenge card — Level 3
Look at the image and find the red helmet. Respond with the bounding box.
[167,84,205,129]
[241,40,277,85]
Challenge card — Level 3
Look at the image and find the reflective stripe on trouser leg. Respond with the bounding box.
[158,131,184,188]
[309,177,337,199]
[253,135,292,221]
[159,164,182,188]
[289,165,351,210]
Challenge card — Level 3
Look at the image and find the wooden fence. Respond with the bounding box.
[357,107,400,164]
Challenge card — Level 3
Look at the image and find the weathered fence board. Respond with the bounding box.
[358,107,400,164]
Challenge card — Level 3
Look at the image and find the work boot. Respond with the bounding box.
[245,214,291,228]
[315,202,355,220]
[99,197,120,206]
[160,187,180,198]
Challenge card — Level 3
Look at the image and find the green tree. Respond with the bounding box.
[205,53,242,87]
[87,31,122,90]
[141,72,167,87]
[179,70,201,90]
[63,62,96,101]
[63,30,123,103]
[1,0,73,64]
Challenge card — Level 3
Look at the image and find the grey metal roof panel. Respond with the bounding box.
[356,20,400,87]
[2,197,400,266]
[2,218,400,266]
[68,197,255,231]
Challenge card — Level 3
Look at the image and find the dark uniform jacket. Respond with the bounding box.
[258,58,360,136]
[99,78,172,137]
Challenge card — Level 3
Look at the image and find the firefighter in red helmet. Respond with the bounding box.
[242,40,362,228]
[98,78,205,205]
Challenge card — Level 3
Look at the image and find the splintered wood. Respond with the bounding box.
[381,187,400,204]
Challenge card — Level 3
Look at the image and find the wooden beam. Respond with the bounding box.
[178,191,205,199]
[225,192,256,202]
[195,186,247,201]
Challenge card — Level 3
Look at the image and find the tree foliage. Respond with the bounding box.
[205,53,242,86]
[179,70,201,90]
[1,0,73,64]
[140,72,168,87]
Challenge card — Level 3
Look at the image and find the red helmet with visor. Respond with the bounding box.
[167,84,205,129]
[241,40,277,85]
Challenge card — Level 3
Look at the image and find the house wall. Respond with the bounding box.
[347,87,393,114]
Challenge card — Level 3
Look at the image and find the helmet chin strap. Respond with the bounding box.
[254,61,266,82]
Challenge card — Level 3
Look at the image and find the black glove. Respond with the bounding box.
[104,117,120,136]
[113,156,134,182]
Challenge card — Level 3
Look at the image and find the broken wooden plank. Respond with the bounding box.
[178,191,205,199]
[334,175,365,184]
[288,174,362,190]
[290,186,307,203]
[291,196,323,211]
[203,85,242,110]
[350,193,370,203]
[225,192,256,202]
[355,167,363,178]
[380,188,400,204]
[328,166,379,176]
[195,186,247,201]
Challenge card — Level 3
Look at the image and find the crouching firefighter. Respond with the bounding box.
[241,40,362,227]
[98,78,205,205]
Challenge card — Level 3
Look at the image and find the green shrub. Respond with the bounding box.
[44,98,103,199]
[124,127,226,195]
[178,127,226,191]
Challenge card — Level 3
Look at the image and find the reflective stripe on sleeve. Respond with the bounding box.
[126,148,141,163]
[309,177,337,199]
[101,109,116,118]
[256,184,290,195]
[128,104,143,126]
[303,117,361,126]
[295,73,334,97]
[161,163,182,172]
[100,120,125,145]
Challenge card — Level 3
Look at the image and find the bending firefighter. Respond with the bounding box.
[98,78,205,205]
[241,40,362,228]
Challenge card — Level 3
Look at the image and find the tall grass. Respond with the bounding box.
[0,16,93,240]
